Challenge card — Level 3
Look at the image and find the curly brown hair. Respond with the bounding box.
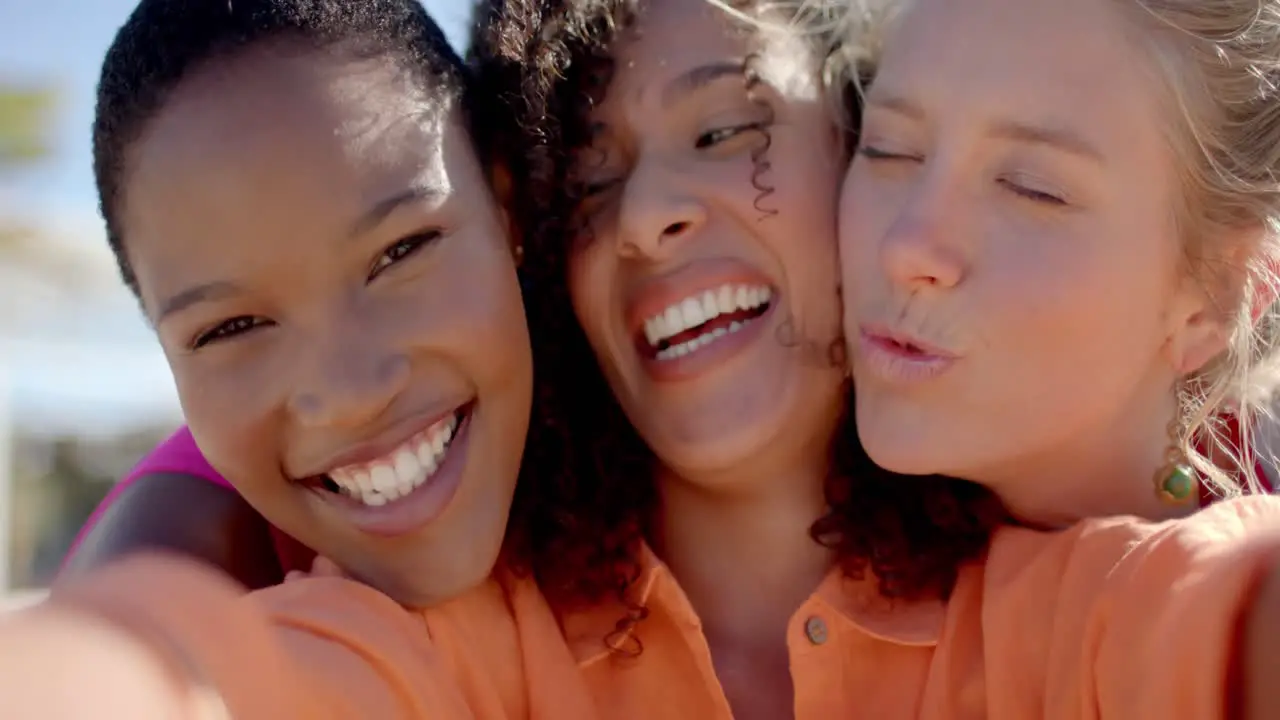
[467,0,1009,625]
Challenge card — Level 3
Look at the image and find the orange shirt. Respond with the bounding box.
[47,495,1280,719]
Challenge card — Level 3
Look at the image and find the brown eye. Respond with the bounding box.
[368,230,442,280]
[192,315,271,349]
[695,123,755,149]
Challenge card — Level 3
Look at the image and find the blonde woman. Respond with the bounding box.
[835,0,1280,715]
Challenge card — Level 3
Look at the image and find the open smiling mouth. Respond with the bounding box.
[640,283,774,361]
[313,404,472,508]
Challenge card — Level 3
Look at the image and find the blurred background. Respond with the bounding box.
[0,0,471,609]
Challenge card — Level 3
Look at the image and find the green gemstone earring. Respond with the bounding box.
[1154,413,1197,504]
[1156,462,1198,503]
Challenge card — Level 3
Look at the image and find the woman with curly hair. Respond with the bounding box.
[468,0,1001,716]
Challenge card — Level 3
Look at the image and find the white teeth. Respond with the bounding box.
[370,465,397,493]
[655,320,747,361]
[680,297,705,328]
[641,283,773,360]
[325,412,461,507]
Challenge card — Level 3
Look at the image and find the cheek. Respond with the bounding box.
[769,127,843,220]
[836,168,895,290]
[168,356,284,493]
[980,230,1172,372]
[565,245,613,352]
[401,243,530,376]
[764,147,844,304]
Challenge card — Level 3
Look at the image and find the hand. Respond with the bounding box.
[283,555,345,583]
[0,607,222,719]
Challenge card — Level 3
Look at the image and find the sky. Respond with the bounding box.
[0,0,471,434]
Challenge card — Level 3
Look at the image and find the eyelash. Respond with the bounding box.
[997,177,1066,206]
[368,230,442,279]
[578,121,766,201]
[858,145,1067,206]
[191,315,271,350]
[857,144,921,163]
[189,230,442,350]
[695,121,763,150]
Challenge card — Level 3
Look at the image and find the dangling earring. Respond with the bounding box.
[513,244,524,267]
[1154,400,1198,504]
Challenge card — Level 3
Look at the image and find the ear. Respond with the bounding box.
[490,161,513,207]
[1166,227,1273,375]
[1249,253,1280,325]
[1165,274,1230,376]
[489,163,522,264]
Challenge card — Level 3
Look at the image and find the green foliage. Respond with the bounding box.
[0,85,56,168]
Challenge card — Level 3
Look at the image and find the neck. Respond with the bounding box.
[986,382,1196,528]
[650,419,838,642]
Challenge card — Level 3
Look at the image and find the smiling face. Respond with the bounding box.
[120,44,532,605]
[839,0,1227,494]
[567,0,847,482]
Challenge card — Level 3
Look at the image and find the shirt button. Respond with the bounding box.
[804,615,828,645]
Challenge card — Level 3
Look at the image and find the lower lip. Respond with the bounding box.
[309,409,473,537]
[856,332,955,383]
[640,302,776,382]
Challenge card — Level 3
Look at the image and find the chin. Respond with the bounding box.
[861,442,946,477]
[345,539,501,609]
[649,429,769,477]
[636,390,812,479]
[854,401,954,477]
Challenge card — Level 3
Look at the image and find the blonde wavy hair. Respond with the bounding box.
[785,0,1280,495]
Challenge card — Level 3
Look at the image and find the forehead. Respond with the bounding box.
[606,0,819,102]
[119,44,473,307]
[874,0,1161,125]
[127,43,450,214]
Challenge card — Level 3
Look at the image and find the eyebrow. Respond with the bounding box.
[866,93,1106,165]
[157,280,241,323]
[349,182,448,238]
[156,184,448,323]
[660,61,746,108]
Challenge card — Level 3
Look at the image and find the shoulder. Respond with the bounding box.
[252,575,536,718]
[986,495,1280,581]
[63,471,281,588]
[977,496,1280,638]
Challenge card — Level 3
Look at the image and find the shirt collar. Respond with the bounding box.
[559,543,945,666]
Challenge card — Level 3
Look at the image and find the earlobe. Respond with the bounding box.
[489,164,523,265]
[1169,321,1228,376]
[1166,296,1230,376]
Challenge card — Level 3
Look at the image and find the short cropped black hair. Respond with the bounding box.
[94,0,469,294]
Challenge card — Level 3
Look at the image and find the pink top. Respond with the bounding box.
[68,417,1268,581]
[65,426,313,575]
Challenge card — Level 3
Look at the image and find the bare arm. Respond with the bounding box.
[61,473,284,589]
[0,554,485,719]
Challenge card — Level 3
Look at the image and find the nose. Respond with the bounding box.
[615,158,707,261]
[879,188,967,292]
[289,328,410,430]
